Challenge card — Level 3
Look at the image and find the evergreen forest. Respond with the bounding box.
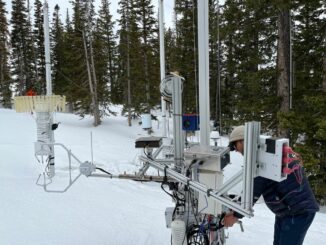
[0,0,325,202]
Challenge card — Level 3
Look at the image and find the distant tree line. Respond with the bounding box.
[0,0,325,202]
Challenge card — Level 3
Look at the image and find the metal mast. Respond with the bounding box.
[216,1,222,133]
[198,1,210,146]
[44,0,52,95]
[158,0,167,137]
[43,0,55,177]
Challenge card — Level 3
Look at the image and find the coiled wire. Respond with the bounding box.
[160,74,184,102]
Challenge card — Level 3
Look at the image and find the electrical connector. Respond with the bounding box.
[79,161,96,176]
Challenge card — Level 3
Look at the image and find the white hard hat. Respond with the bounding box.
[229,125,245,143]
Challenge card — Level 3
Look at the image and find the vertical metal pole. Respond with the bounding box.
[242,122,260,211]
[217,1,222,134]
[172,76,183,171]
[44,0,55,177]
[44,0,52,96]
[198,0,210,146]
[159,0,167,137]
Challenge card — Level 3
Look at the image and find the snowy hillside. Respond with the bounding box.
[0,108,325,245]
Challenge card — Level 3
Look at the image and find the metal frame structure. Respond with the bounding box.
[242,122,260,210]
[138,109,260,218]
[19,1,289,244]
[33,0,257,219]
[36,143,84,193]
[30,0,272,220]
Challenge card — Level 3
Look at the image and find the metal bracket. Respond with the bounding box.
[35,142,89,193]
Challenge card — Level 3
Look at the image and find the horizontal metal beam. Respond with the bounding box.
[213,170,243,196]
[90,173,170,182]
[139,156,253,217]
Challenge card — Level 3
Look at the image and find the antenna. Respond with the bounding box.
[91,131,94,165]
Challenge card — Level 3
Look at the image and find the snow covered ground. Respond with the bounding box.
[1,107,325,245]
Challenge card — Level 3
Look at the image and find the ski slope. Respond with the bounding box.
[0,107,325,245]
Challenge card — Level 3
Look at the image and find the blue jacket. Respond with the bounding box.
[235,160,319,218]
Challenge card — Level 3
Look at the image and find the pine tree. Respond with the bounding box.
[96,0,119,106]
[278,0,326,202]
[82,0,101,126]
[55,5,89,114]
[239,1,278,128]
[10,0,35,95]
[164,27,178,74]
[219,0,242,132]
[117,0,144,125]
[55,9,78,112]
[70,0,89,111]
[33,0,45,94]
[134,0,160,111]
[58,0,101,125]
[51,4,66,96]
[117,0,130,124]
[209,0,222,131]
[174,0,198,114]
[220,0,278,132]
[0,0,11,107]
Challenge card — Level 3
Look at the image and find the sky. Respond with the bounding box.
[0,106,325,244]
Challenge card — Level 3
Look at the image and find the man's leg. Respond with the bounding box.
[273,213,315,245]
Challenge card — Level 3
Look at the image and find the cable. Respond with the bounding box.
[161,166,185,204]
[187,224,209,245]
[143,147,154,160]
[189,189,199,225]
[161,182,176,201]
[95,167,113,177]
[198,195,208,214]
[183,190,190,245]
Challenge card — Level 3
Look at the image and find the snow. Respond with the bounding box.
[1,108,325,245]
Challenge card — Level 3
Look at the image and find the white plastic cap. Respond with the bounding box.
[210,131,220,140]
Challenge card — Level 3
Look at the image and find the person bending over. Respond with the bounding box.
[224,125,319,245]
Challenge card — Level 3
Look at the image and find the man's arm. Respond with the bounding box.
[223,177,270,227]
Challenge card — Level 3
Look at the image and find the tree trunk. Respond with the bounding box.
[19,52,25,95]
[89,37,101,126]
[82,31,100,127]
[277,9,290,137]
[142,21,150,113]
[127,35,132,127]
[0,55,3,85]
[0,58,3,107]
[127,3,132,127]
[144,50,150,112]
[323,53,326,92]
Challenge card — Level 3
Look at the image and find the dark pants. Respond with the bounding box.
[273,213,315,245]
